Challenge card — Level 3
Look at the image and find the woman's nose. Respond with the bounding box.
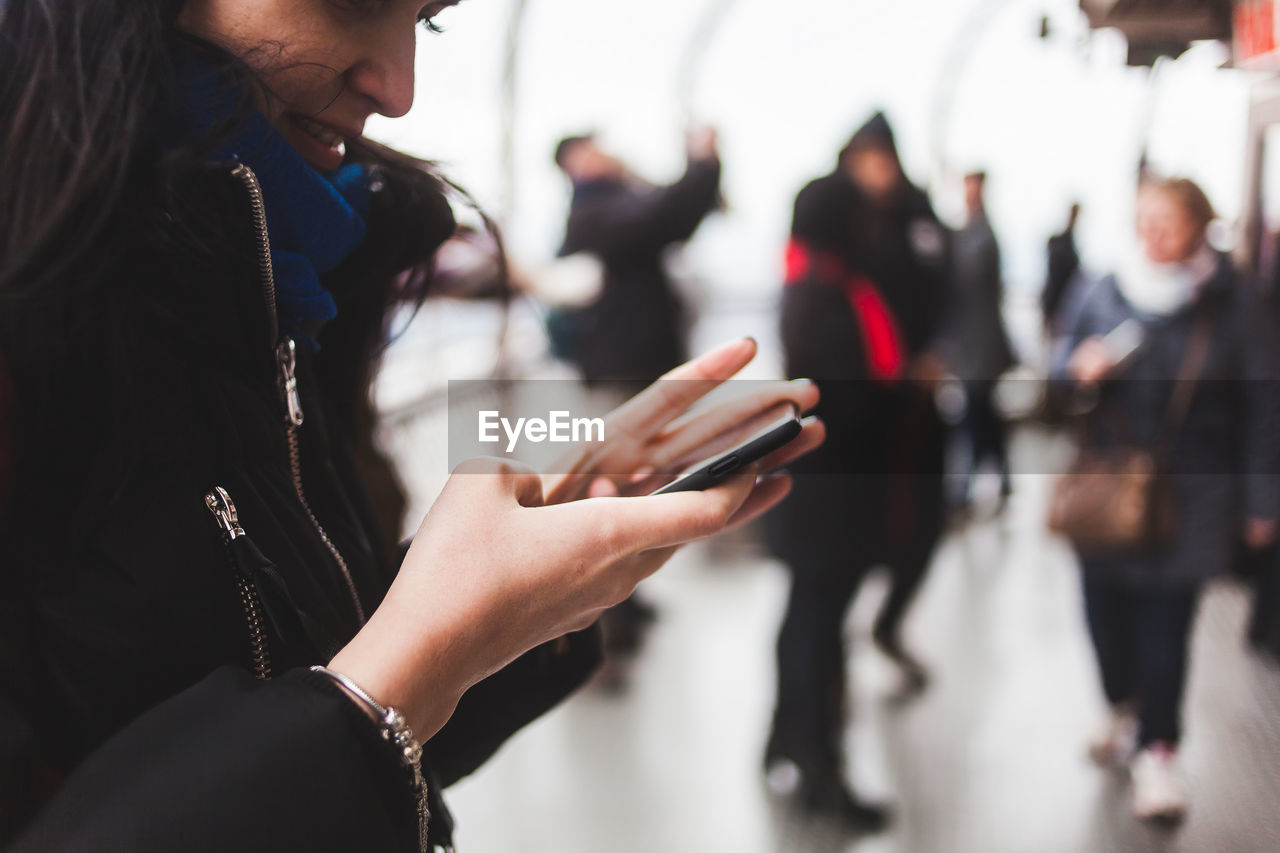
[346,26,417,118]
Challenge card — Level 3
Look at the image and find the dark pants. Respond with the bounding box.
[956,380,1010,500]
[767,386,945,770]
[1249,544,1280,656]
[771,546,935,768]
[1082,576,1200,747]
[773,567,865,770]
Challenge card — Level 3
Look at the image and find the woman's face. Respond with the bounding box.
[178,0,460,171]
[1136,188,1204,265]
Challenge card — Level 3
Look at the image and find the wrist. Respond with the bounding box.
[327,600,471,740]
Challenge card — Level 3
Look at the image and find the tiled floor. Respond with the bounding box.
[432,471,1280,853]
[377,298,1280,853]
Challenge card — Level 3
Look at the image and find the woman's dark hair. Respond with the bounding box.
[0,1,489,542]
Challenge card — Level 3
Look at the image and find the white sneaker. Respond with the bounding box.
[1087,707,1138,767]
[1130,743,1189,822]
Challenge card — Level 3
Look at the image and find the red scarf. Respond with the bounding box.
[784,239,906,383]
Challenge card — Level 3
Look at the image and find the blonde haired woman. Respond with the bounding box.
[1053,178,1279,822]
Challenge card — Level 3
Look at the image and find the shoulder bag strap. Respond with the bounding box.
[1154,298,1221,461]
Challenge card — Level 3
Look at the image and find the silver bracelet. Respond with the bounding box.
[310,666,431,852]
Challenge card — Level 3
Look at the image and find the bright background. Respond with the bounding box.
[362,7,1280,851]
[368,0,1259,302]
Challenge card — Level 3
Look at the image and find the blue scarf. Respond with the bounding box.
[169,45,372,348]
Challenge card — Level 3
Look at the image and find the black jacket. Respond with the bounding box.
[1,162,600,851]
[767,169,949,572]
[1043,227,1080,332]
[939,213,1014,382]
[779,171,948,386]
[559,158,721,385]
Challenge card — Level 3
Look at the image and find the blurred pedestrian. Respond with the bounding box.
[764,112,950,830]
[1043,202,1082,336]
[555,130,722,387]
[553,130,723,667]
[939,171,1015,512]
[1052,177,1279,822]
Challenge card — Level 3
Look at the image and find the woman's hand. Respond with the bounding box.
[329,458,768,738]
[542,338,824,504]
[1067,336,1117,386]
[329,339,825,738]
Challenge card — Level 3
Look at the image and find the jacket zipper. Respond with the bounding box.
[228,164,431,849]
[205,486,273,680]
[230,163,366,626]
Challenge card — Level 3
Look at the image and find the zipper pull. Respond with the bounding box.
[277,338,305,427]
[205,486,245,540]
[205,486,276,680]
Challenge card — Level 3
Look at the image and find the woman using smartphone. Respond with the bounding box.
[1053,177,1278,822]
[0,2,821,849]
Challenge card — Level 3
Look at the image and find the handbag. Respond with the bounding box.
[1047,304,1218,556]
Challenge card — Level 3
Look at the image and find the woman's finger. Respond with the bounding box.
[588,476,619,498]
[725,473,793,529]
[542,467,758,557]
[751,417,826,475]
[608,338,758,437]
[613,475,794,591]
[581,416,823,500]
[541,340,761,505]
[645,380,819,472]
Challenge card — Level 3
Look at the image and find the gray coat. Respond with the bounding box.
[940,214,1014,381]
[1050,255,1280,589]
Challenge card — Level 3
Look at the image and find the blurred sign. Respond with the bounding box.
[1236,0,1280,69]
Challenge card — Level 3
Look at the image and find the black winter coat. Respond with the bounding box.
[0,162,600,851]
[767,171,949,572]
[559,158,721,385]
[1043,227,1081,333]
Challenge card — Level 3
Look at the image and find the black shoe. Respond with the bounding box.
[762,731,891,835]
[800,774,892,833]
[872,628,930,694]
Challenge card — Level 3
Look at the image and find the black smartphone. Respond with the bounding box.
[651,402,803,495]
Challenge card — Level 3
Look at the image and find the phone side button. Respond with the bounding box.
[708,456,740,478]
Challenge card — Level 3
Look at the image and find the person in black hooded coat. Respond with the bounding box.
[764,113,950,829]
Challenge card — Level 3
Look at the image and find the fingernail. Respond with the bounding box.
[630,466,655,484]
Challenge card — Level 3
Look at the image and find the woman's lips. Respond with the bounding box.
[299,116,344,148]
[284,113,358,171]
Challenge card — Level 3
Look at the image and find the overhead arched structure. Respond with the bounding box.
[928,0,1020,186]
[675,0,744,125]
[499,0,533,225]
